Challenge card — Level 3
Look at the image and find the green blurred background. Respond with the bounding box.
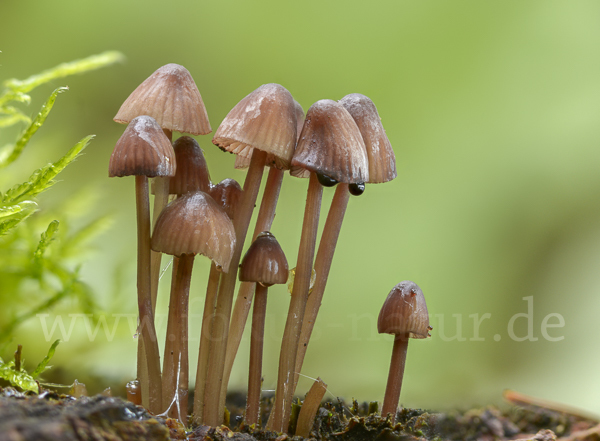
[1,0,599,414]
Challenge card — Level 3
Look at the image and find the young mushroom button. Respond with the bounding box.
[239,232,289,426]
[378,281,431,424]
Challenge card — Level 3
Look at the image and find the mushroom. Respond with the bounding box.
[193,178,243,424]
[151,191,236,423]
[239,231,289,426]
[292,93,396,398]
[219,100,305,417]
[159,136,211,418]
[202,83,297,426]
[109,115,176,413]
[269,99,368,432]
[378,281,431,424]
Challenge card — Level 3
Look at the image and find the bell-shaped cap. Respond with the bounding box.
[234,100,305,171]
[212,83,297,169]
[339,94,396,183]
[169,136,211,195]
[209,178,243,220]
[239,231,289,287]
[378,281,430,339]
[291,99,369,183]
[109,116,176,178]
[151,191,236,272]
[114,64,211,136]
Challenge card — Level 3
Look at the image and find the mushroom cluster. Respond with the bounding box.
[109,63,431,433]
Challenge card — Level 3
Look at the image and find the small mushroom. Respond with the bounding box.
[378,281,431,424]
[239,231,289,426]
[152,191,236,423]
[193,178,243,424]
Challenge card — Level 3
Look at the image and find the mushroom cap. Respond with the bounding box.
[109,116,176,178]
[377,281,430,339]
[339,93,397,184]
[212,83,297,169]
[239,231,289,287]
[234,99,305,171]
[151,191,236,272]
[114,64,211,136]
[291,99,369,183]
[209,178,244,220]
[169,136,211,195]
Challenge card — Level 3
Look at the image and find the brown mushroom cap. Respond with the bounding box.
[209,178,244,220]
[234,99,305,171]
[212,83,297,169]
[339,93,396,184]
[109,116,176,178]
[168,136,211,195]
[239,231,289,287]
[291,99,369,183]
[377,281,430,339]
[114,64,211,136]
[151,191,236,272]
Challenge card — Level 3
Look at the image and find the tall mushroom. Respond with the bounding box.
[158,136,211,419]
[378,281,431,424]
[269,99,368,432]
[239,231,289,426]
[292,93,396,397]
[219,100,305,415]
[109,115,176,413]
[202,83,298,426]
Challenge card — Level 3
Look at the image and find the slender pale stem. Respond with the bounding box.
[291,183,349,396]
[246,283,268,426]
[269,172,323,433]
[381,335,409,424]
[134,175,163,414]
[162,253,194,423]
[192,262,220,425]
[219,167,284,411]
[295,377,327,438]
[203,149,267,426]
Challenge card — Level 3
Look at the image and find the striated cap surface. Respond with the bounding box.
[169,136,211,195]
[378,281,431,339]
[151,191,236,271]
[209,178,243,220]
[114,64,211,135]
[339,93,396,183]
[239,231,289,287]
[291,99,368,183]
[234,100,305,171]
[213,83,297,169]
[109,116,176,178]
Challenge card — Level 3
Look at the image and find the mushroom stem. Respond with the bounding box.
[295,377,327,438]
[162,253,194,423]
[192,262,220,425]
[269,172,323,433]
[134,175,163,414]
[291,183,349,397]
[150,176,171,311]
[246,282,268,426]
[203,149,267,426]
[219,167,284,411]
[381,334,409,424]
